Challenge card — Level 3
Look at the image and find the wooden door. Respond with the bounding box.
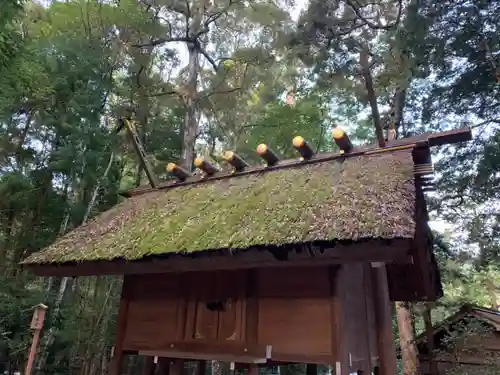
[190,271,247,342]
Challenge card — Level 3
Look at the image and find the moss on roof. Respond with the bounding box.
[22,149,416,265]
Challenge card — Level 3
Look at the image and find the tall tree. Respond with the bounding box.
[133,0,292,169]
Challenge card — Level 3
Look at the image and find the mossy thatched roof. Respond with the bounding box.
[22,149,417,265]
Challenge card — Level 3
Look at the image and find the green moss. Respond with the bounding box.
[22,149,417,265]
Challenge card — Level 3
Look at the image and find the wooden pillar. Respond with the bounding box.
[26,304,48,375]
[330,266,349,375]
[247,364,259,375]
[169,359,184,375]
[197,361,206,375]
[109,278,131,375]
[423,306,438,375]
[306,364,317,375]
[143,357,156,375]
[370,263,397,375]
[356,265,374,375]
[156,358,170,375]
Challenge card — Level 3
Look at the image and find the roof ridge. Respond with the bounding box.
[121,128,471,198]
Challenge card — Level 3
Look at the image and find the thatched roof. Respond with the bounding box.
[416,305,500,346]
[22,148,416,265]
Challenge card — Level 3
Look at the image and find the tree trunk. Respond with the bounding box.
[395,301,419,375]
[359,47,385,147]
[35,152,115,374]
[423,305,438,375]
[1,208,15,266]
[180,43,200,170]
[485,278,499,309]
[36,276,70,373]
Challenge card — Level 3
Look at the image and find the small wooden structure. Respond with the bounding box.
[26,304,48,375]
[22,128,471,375]
[417,305,500,375]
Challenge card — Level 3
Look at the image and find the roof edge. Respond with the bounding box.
[22,237,413,276]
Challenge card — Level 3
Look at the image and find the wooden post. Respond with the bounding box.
[25,303,48,375]
[370,263,397,375]
[109,278,130,375]
[143,356,156,375]
[306,364,317,375]
[354,264,374,375]
[196,361,206,375]
[156,358,170,375]
[423,306,438,375]
[247,364,259,375]
[330,265,351,375]
[169,359,184,375]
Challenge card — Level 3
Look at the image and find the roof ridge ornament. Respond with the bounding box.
[256,144,279,166]
[223,151,249,172]
[332,127,353,153]
[166,163,192,181]
[194,157,218,177]
[148,127,471,198]
[293,136,314,160]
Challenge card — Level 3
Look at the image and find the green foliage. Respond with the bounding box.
[0,0,499,374]
[234,94,331,162]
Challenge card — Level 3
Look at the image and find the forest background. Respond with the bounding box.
[0,0,499,374]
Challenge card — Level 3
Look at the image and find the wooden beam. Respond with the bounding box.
[25,239,412,277]
[265,353,339,365]
[140,342,271,364]
[370,263,398,375]
[427,127,472,146]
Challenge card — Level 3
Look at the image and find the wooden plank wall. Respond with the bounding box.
[256,267,332,363]
[120,265,376,367]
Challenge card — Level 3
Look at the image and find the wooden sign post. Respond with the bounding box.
[25,303,48,375]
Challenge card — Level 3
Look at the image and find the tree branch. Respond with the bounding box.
[204,0,236,29]
[132,36,191,48]
[344,0,403,30]
[148,90,180,97]
[198,45,220,71]
[204,86,242,98]
[202,60,250,97]
[470,119,500,129]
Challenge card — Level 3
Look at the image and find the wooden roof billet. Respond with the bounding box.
[121,127,471,198]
